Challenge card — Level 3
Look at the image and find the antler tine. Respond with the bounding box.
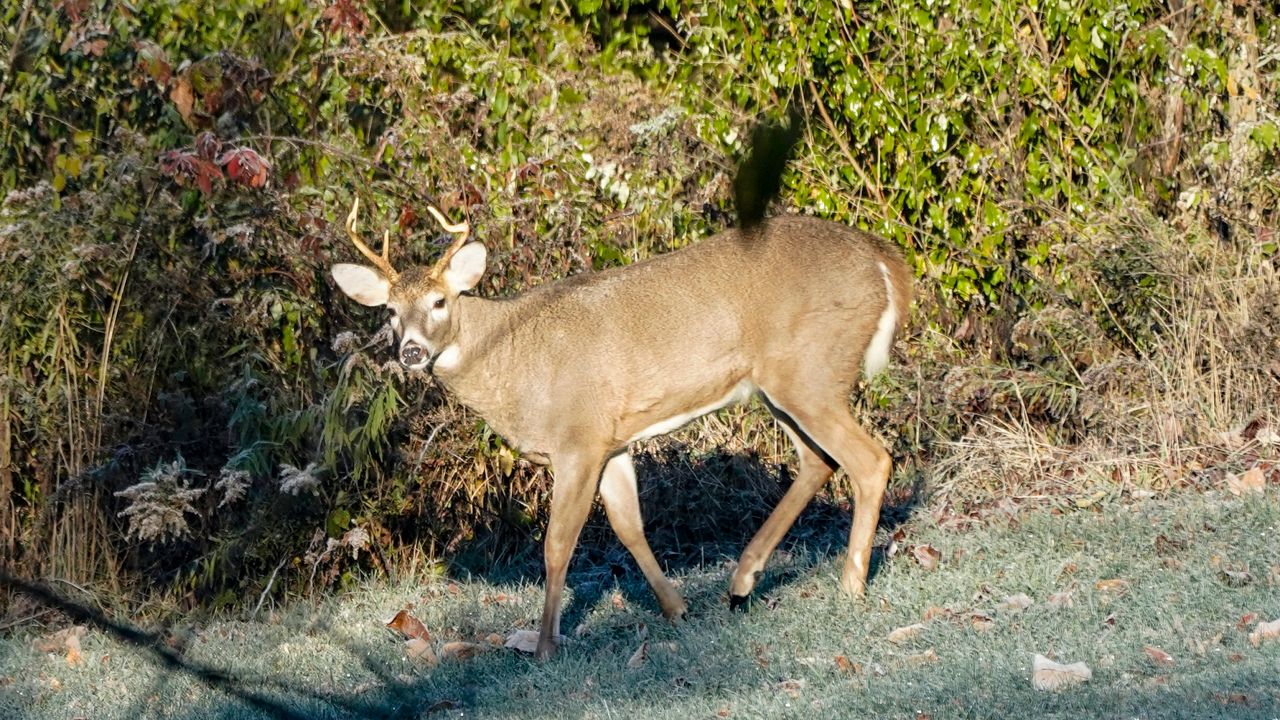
[344,198,399,282]
[425,205,471,264]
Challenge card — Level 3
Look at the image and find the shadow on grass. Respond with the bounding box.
[0,447,926,720]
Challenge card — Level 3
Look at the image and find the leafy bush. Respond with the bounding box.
[0,0,1275,614]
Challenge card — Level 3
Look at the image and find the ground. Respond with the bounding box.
[2,489,1277,719]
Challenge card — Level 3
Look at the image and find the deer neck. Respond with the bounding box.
[428,293,522,406]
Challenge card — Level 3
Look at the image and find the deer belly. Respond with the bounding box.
[626,380,756,444]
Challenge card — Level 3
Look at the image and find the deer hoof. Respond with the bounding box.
[728,594,751,613]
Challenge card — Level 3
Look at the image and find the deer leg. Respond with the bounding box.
[536,452,604,660]
[746,390,891,599]
[599,452,687,620]
[728,408,835,605]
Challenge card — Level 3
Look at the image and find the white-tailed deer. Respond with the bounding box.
[332,198,911,659]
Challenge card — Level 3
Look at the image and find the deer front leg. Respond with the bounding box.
[536,451,604,660]
[599,452,687,620]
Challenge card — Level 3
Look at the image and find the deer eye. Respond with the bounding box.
[432,297,446,310]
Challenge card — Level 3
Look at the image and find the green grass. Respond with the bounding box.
[3,490,1278,719]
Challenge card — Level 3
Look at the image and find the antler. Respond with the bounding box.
[344,198,399,282]
[426,205,471,267]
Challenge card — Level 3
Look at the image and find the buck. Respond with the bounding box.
[332,198,911,659]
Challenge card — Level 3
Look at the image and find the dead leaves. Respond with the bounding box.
[1248,618,1280,647]
[887,623,926,645]
[1031,654,1092,691]
[1225,466,1267,496]
[33,626,87,667]
[1143,645,1175,666]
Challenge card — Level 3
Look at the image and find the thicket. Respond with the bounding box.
[1,0,1276,615]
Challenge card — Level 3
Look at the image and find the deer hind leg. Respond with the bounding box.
[536,451,605,660]
[599,452,687,620]
[728,407,836,606]
[736,387,891,601]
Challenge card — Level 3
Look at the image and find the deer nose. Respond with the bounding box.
[400,342,424,366]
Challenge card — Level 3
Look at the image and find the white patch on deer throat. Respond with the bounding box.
[863,261,897,378]
[432,344,461,371]
[628,380,755,444]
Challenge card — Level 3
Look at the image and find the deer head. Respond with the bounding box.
[330,199,486,371]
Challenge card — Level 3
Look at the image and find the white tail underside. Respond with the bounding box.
[863,261,897,378]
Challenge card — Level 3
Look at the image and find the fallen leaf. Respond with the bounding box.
[1237,612,1259,631]
[1154,534,1187,556]
[1214,692,1252,706]
[627,641,648,669]
[715,707,731,718]
[776,678,804,698]
[405,638,437,666]
[912,544,942,571]
[999,593,1033,612]
[834,655,862,674]
[611,591,625,610]
[1225,468,1266,496]
[921,605,948,622]
[386,610,430,642]
[969,612,995,632]
[483,632,505,647]
[1032,654,1092,691]
[1094,579,1129,594]
[440,641,483,661]
[65,633,83,667]
[887,623,926,644]
[1248,618,1280,647]
[1046,591,1074,609]
[1254,427,1280,446]
[1219,568,1253,587]
[907,648,939,665]
[501,625,558,653]
[33,626,87,654]
[1143,645,1175,665]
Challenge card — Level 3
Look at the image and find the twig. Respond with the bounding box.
[252,557,287,620]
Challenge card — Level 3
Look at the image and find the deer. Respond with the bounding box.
[331,192,911,660]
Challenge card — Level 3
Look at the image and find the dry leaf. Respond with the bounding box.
[776,679,805,698]
[65,633,83,667]
[907,648,939,665]
[483,632,505,647]
[834,655,862,674]
[1226,468,1266,496]
[169,74,195,124]
[1237,612,1259,631]
[887,623,926,644]
[440,641,483,661]
[1254,427,1280,446]
[386,610,430,642]
[1248,619,1280,647]
[626,641,648,669]
[504,629,543,654]
[1220,568,1253,587]
[999,593,1033,612]
[611,591,625,610]
[921,605,948,622]
[1143,645,1175,665]
[405,638,438,666]
[1094,579,1129,594]
[1046,591,1074,609]
[1032,654,1092,690]
[970,612,995,632]
[912,544,942,571]
[34,625,88,654]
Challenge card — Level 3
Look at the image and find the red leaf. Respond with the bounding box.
[218,147,270,188]
[321,0,369,36]
[385,609,429,642]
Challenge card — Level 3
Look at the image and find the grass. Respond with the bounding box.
[3,488,1278,719]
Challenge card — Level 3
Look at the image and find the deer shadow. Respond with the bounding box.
[450,441,923,630]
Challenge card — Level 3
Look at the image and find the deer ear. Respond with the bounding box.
[444,243,487,293]
[331,263,391,306]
